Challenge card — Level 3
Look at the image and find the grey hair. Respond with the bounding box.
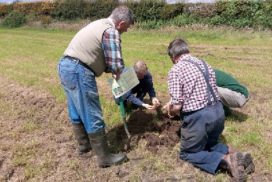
[110,5,134,25]
[168,38,190,58]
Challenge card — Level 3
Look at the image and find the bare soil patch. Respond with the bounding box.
[0,76,184,181]
[108,109,181,153]
[0,76,271,181]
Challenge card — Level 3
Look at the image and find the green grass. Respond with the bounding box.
[1,27,271,98]
[0,26,272,179]
[21,119,40,132]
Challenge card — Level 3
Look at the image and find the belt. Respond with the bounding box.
[181,101,220,119]
[64,56,93,72]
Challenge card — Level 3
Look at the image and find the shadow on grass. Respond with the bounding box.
[225,107,249,122]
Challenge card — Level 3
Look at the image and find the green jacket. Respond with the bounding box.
[214,69,249,98]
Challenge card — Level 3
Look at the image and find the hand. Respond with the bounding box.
[142,103,156,110]
[152,97,161,107]
[112,72,121,80]
[162,101,171,111]
[162,101,173,118]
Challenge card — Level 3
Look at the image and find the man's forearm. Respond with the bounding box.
[127,94,143,107]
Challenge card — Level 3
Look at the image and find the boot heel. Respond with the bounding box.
[242,153,255,174]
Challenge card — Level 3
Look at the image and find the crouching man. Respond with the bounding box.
[116,61,161,111]
[215,69,249,108]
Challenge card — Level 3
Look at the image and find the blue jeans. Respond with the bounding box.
[57,57,105,134]
[180,101,228,174]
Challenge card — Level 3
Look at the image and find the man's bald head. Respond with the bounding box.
[134,61,147,79]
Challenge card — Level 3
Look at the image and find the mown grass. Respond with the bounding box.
[0,26,272,180]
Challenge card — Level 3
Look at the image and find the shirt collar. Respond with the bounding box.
[107,18,115,28]
[177,54,191,63]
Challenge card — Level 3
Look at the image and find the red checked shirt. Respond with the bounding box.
[168,54,220,113]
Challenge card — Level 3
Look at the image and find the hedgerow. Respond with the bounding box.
[0,0,271,29]
[2,11,26,28]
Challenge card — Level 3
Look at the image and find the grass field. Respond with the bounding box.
[0,26,272,181]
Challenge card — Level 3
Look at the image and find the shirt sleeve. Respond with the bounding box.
[102,28,124,73]
[168,70,184,105]
[123,90,144,107]
[146,72,156,98]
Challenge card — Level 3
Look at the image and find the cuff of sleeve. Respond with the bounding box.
[137,100,144,107]
[171,98,180,105]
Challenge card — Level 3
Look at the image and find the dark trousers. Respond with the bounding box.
[180,101,228,174]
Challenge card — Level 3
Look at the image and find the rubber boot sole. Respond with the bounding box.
[242,153,255,174]
[230,152,247,182]
[78,147,91,155]
[99,155,129,168]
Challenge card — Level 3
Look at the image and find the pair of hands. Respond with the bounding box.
[142,97,161,110]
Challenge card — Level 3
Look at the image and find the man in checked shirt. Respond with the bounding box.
[163,39,254,181]
[57,6,134,168]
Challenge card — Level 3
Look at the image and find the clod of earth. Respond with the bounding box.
[108,110,181,153]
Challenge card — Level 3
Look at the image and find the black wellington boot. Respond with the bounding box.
[88,129,128,168]
[72,123,92,154]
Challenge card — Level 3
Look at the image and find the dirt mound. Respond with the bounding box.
[108,110,181,153]
[143,120,181,152]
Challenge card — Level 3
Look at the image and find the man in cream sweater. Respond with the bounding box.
[57,6,134,168]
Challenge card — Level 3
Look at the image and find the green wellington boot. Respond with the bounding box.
[88,129,128,168]
[72,123,92,154]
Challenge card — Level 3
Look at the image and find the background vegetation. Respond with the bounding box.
[0,0,271,29]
